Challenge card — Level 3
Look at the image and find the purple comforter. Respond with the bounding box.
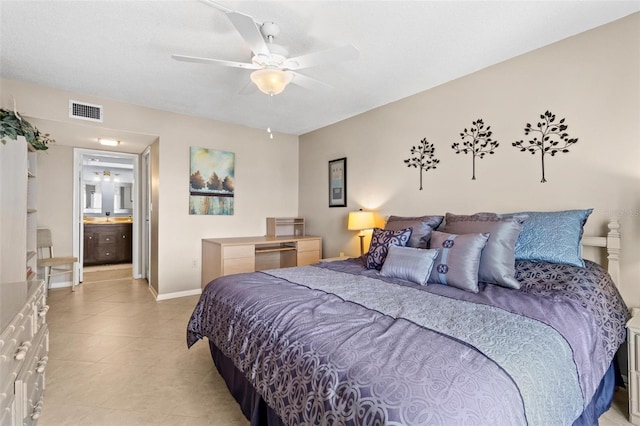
[187,259,628,425]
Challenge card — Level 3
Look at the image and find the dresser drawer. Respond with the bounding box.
[32,286,48,333]
[0,395,14,426]
[223,245,254,259]
[0,303,34,395]
[97,232,118,245]
[15,325,48,425]
[224,258,255,275]
[95,245,118,262]
[297,239,320,253]
[297,250,320,266]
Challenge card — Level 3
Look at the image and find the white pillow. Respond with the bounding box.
[380,245,440,285]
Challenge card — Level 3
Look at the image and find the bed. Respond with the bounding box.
[188,211,629,426]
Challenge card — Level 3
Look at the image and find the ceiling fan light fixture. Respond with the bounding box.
[250,69,292,95]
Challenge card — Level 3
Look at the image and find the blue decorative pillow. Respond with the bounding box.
[385,215,444,249]
[380,245,440,285]
[444,213,527,289]
[365,227,412,270]
[428,230,490,293]
[510,209,593,267]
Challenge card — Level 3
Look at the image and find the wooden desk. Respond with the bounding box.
[201,235,322,288]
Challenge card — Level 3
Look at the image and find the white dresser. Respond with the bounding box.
[0,279,49,426]
[629,314,640,425]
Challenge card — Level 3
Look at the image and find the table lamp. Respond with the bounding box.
[348,210,376,256]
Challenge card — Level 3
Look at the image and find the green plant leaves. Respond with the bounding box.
[0,108,54,150]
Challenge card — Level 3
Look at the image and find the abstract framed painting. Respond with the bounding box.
[189,147,235,215]
[328,157,347,208]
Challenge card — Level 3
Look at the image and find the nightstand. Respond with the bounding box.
[628,314,640,424]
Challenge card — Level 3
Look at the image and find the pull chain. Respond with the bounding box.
[266,93,275,140]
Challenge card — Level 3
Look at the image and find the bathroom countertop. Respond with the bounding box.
[83,217,133,224]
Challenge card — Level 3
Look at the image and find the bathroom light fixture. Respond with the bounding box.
[250,69,292,95]
[98,138,120,147]
[103,170,111,181]
[348,209,376,256]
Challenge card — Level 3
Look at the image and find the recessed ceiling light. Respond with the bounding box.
[98,138,120,146]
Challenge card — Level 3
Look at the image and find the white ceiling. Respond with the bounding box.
[1,1,639,148]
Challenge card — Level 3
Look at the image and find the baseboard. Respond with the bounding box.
[155,288,201,301]
[49,278,201,301]
[148,284,158,299]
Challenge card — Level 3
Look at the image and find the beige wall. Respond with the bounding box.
[1,79,300,297]
[35,144,75,287]
[299,14,640,306]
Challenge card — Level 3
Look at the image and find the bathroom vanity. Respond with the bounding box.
[83,222,132,266]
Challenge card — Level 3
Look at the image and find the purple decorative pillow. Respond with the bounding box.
[365,227,412,270]
[444,212,527,289]
[385,215,444,249]
[428,230,490,293]
[380,245,440,285]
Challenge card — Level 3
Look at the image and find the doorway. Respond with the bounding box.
[72,148,143,283]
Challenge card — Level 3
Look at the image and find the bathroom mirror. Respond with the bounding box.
[114,183,133,213]
[83,183,103,214]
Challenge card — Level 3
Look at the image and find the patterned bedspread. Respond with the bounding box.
[187,259,628,426]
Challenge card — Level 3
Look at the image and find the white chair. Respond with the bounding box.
[37,228,78,291]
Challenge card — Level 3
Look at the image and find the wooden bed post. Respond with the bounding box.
[606,219,621,287]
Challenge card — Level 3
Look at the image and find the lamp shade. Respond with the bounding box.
[250,68,293,95]
[348,211,375,231]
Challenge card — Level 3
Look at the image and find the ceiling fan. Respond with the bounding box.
[171,1,359,96]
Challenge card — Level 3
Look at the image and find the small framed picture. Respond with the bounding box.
[328,157,347,207]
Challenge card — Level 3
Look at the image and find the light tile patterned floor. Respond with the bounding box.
[39,275,249,426]
[39,271,632,425]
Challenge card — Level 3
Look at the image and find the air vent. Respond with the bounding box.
[69,100,103,122]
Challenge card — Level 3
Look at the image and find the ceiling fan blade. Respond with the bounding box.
[284,44,359,70]
[225,11,270,56]
[198,0,232,13]
[289,72,332,91]
[171,54,259,69]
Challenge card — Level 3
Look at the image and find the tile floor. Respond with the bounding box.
[39,269,248,425]
[39,267,632,426]
[603,389,634,426]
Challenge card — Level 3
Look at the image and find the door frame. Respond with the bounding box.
[73,148,142,282]
[141,146,152,286]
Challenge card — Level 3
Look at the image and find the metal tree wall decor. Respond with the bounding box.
[451,118,498,180]
[404,138,440,190]
[512,111,578,183]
